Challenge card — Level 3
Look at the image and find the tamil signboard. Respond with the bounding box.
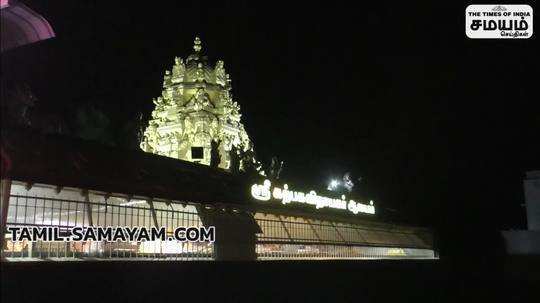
[251,180,376,215]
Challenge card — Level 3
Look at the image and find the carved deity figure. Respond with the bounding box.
[229,144,240,173]
[193,88,211,110]
[163,70,172,86]
[267,156,284,180]
[343,172,354,192]
[215,60,226,86]
[210,139,222,168]
[196,63,205,82]
[172,57,185,82]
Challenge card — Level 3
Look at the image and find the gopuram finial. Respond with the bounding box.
[193,36,202,52]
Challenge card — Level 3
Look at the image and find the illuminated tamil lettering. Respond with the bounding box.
[251,180,375,215]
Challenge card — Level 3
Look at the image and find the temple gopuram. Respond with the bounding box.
[140,37,253,170]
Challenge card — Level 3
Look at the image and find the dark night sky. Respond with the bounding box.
[2,1,539,254]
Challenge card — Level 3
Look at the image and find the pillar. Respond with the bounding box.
[197,206,261,261]
[1,179,12,260]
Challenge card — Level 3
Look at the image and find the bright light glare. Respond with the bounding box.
[327,179,340,191]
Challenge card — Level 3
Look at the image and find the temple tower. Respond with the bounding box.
[140,37,253,169]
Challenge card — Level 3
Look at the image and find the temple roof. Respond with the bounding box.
[1,128,419,227]
[1,127,253,206]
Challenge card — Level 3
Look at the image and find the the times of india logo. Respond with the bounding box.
[466,5,533,39]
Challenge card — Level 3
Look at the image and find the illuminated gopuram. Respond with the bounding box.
[140,37,253,168]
